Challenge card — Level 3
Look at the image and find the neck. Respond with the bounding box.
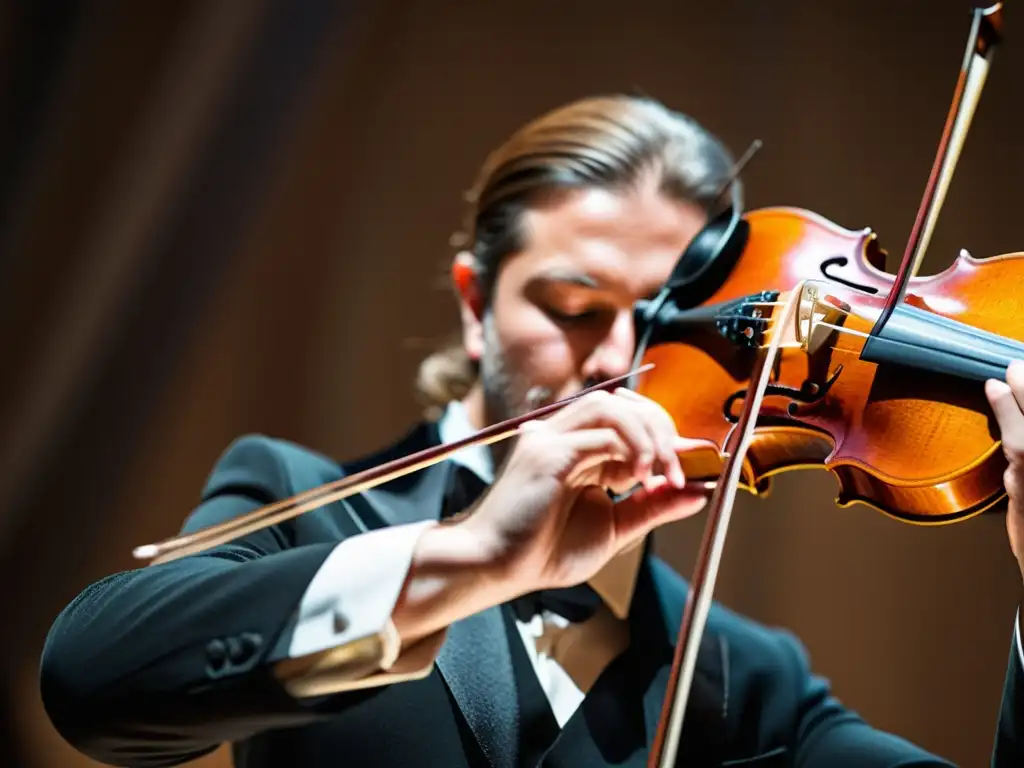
[460,383,487,430]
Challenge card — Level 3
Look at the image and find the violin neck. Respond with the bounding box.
[860,301,1021,383]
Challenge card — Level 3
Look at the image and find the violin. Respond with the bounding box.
[635,2,1006,527]
[643,4,1008,764]
[129,4,1010,768]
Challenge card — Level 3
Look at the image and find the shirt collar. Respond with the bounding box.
[437,399,496,484]
[436,400,643,620]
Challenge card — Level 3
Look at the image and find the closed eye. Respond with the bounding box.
[544,306,605,324]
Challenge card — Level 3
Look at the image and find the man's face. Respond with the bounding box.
[458,174,708,427]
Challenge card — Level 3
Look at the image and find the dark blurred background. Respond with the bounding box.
[2,1,1023,766]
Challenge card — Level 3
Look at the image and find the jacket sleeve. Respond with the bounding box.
[38,435,444,767]
[778,625,957,767]
[785,609,1024,767]
[991,607,1024,768]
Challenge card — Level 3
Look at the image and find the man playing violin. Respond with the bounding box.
[39,94,1024,767]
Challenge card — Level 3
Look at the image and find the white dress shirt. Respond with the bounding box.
[276,402,1024,725]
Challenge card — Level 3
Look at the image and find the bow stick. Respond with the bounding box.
[647,280,807,767]
[134,365,686,564]
[873,2,1002,333]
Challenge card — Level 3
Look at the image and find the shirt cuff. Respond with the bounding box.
[287,520,438,662]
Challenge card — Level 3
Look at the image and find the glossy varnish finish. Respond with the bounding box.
[637,207,1024,525]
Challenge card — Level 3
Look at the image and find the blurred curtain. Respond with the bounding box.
[2,2,1023,767]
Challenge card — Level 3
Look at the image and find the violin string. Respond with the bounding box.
[776,299,962,361]
[755,294,861,354]
[812,318,1014,364]
[815,321,870,339]
[755,292,929,362]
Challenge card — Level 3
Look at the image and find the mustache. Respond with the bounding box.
[524,377,605,411]
[525,386,553,411]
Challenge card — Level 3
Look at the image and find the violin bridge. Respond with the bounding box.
[794,281,849,355]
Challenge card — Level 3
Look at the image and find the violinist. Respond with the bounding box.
[39,94,1024,768]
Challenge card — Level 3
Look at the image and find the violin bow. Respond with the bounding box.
[873,2,1002,333]
[646,281,806,767]
[133,366,654,564]
[647,5,1005,766]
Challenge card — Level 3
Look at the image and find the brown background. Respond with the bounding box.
[2,1,1023,766]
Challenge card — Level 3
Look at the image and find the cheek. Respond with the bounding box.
[493,308,575,387]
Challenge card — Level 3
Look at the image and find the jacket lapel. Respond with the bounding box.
[341,423,520,768]
[436,607,520,768]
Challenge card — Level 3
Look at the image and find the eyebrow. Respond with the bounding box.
[530,267,663,302]
[533,268,602,289]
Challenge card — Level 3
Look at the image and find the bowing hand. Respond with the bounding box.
[985,360,1024,583]
[461,388,710,596]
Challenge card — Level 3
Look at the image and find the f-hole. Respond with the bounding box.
[820,256,879,294]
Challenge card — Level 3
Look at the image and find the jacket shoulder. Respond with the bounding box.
[185,423,439,537]
[202,420,439,493]
[175,434,348,542]
[200,433,344,501]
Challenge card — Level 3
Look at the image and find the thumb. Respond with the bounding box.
[612,476,709,544]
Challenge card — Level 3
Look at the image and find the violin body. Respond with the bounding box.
[637,206,1023,524]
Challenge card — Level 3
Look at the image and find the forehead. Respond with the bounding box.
[507,182,708,297]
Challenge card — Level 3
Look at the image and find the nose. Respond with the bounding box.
[581,308,636,384]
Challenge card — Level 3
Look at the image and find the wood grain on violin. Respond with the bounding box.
[637,209,1020,525]
[637,1,1007,528]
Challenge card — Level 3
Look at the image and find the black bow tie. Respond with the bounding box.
[442,462,602,625]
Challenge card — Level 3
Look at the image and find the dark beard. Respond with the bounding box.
[477,316,606,471]
[479,317,542,420]
[478,316,554,469]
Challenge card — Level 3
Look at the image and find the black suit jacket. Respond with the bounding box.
[39,421,1024,767]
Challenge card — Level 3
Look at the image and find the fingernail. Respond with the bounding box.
[989,379,1011,395]
[674,436,709,453]
[643,475,670,493]
[615,387,644,400]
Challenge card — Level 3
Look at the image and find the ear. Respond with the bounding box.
[451,250,485,362]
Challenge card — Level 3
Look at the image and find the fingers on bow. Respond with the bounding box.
[544,388,687,488]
